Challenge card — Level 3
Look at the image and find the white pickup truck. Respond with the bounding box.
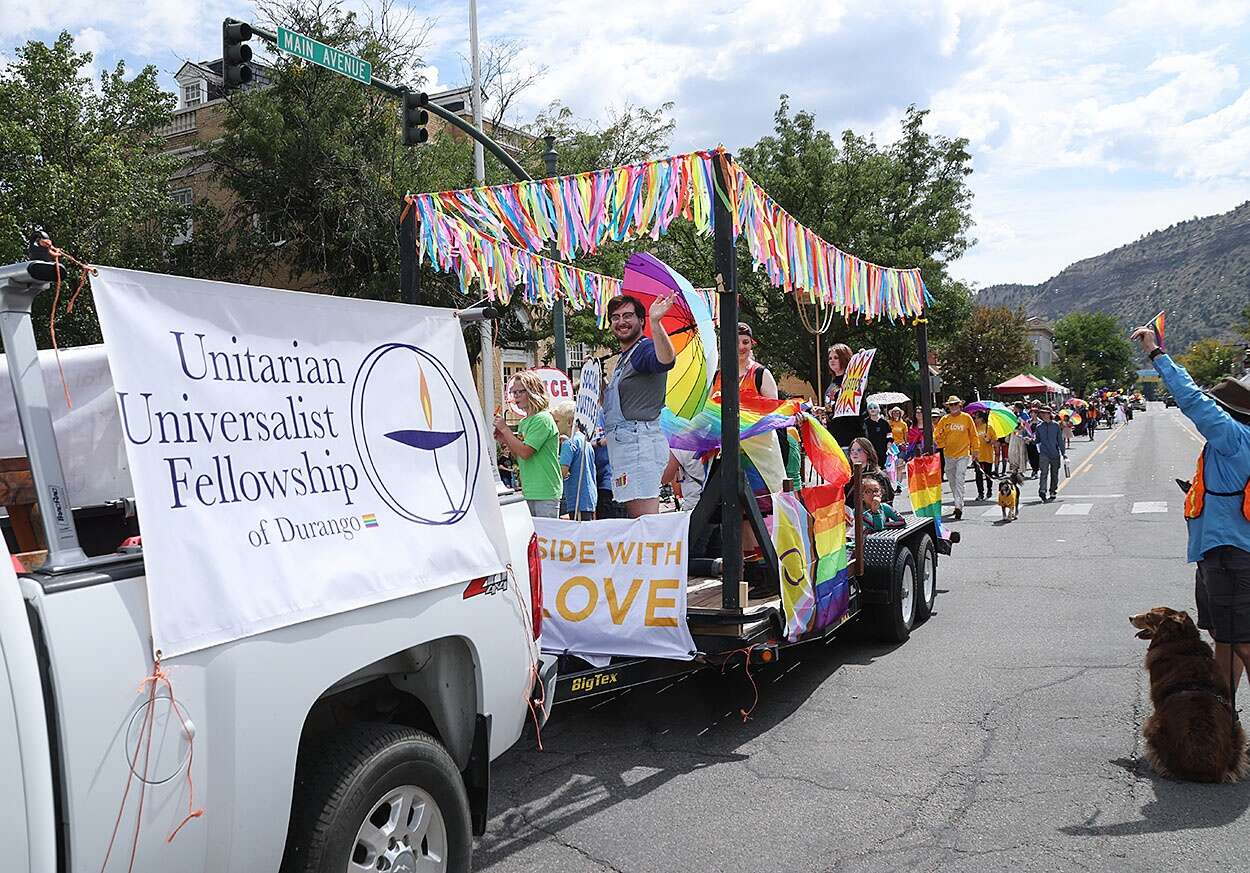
[0,258,552,873]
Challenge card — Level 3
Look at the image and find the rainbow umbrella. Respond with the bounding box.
[964,399,1019,439]
[624,252,717,419]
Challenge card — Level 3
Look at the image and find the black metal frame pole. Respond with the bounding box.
[399,203,419,304]
[713,153,741,609]
[543,135,568,372]
[915,314,934,453]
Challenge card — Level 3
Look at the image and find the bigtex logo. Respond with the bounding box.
[569,673,619,694]
[361,513,379,528]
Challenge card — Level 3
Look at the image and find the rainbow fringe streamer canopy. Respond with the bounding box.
[412,149,931,323]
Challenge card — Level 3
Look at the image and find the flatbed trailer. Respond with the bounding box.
[552,515,948,704]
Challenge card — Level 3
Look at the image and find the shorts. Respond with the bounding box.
[606,419,668,503]
[1195,546,1250,643]
[526,499,561,519]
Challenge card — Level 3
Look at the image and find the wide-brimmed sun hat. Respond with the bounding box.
[944,395,963,406]
[1208,372,1250,417]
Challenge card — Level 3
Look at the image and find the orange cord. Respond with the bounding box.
[721,647,760,723]
[35,237,97,410]
[98,657,203,873]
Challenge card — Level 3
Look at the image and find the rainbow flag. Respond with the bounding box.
[771,492,816,641]
[661,389,802,453]
[798,412,851,489]
[906,454,943,538]
[802,484,850,630]
[362,513,379,529]
[1148,310,1166,351]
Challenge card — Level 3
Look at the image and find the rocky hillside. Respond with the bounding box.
[978,201,1250,353]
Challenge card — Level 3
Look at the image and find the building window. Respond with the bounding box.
[566,342,588,373]
[171,188,194,244]
[182,81,203,108]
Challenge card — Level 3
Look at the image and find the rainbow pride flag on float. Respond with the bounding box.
[771,492,816,641]
[661,390,802,453]
[798,412,851,489]
[907,453,944,538]
[802,483,850,630]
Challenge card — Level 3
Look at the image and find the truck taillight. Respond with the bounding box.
[526,533,542,640]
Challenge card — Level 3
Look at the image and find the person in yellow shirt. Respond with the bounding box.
[888,407,908,452]
[972,411,997,501]
[933,395,977,519]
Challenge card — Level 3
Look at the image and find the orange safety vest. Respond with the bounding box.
[1183,448,1250,521]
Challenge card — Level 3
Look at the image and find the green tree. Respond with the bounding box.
[939,305,1034,400]
[730,98,976,395]
[1053,312,1135,394]
[0,32,185,346]
[1238,303,1250,344]
[1177,338,1243,387]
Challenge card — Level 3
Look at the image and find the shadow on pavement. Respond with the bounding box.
[1060,756,1250,836]
[474,630,907,867]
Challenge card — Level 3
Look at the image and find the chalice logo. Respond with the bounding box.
[350,343,481,524]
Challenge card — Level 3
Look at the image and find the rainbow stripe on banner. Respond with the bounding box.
[661,391,803,454]
[362,513,379,529]
[802,484,850,631]
[1148,310,1166,351]
[798,412,851,489]
[906,454,943,539]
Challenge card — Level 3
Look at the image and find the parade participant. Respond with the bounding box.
[972,411,997,501]
[860,478,906,531]
[888,407,909,455]
[663,449,707,511]
[1007,419,1030,477]
[1033,405,1066,503]
[712,322,786,561]
[494,372,562,518]
[934,396,976,519]
[865,401,893,470]
[1086,402,1098,440]
[1026,399,1042,477]
[822,343,867,448]
[592,428,621,519]
[553,401,597,520]
[1132,325,1250,688]
[602,294,676,517]
[906,407,926,458]
[1061,412,1075,450]
[849,437,894,506]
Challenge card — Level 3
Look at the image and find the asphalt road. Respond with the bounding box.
[477,403,1250,873]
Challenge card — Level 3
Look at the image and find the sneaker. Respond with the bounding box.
[953,508,963,520]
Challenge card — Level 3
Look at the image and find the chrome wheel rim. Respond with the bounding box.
[921,547,935,607]
[350,784,448,873]
[899,561,914,626]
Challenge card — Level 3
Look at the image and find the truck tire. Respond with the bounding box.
[875,547,916,644]
[913,534,938,623]
[281,723,471,873]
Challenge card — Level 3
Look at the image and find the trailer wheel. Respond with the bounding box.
[876,547,916,643]
[913,534,938,623]
[281,723,471,873]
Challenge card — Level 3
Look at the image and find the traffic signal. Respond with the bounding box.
[222,19,254,91]
[402,91,429,146]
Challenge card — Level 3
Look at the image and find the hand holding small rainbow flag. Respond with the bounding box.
[1147,310,1165,351]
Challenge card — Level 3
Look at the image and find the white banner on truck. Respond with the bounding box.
[534,514,695,662]
[91,267,508,657]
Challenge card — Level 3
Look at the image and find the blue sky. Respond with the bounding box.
[6,0,1250,289]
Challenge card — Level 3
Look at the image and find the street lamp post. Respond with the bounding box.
[543,134,568,373]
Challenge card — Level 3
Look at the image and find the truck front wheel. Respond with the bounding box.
[282,723,472,873]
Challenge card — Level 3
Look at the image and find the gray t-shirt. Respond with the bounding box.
[605,338,673,426]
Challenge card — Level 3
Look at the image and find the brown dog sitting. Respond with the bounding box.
[1129,607,1249,783]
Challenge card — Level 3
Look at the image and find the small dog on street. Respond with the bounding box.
[997,474,1020,521]
[1129,607,1249,783]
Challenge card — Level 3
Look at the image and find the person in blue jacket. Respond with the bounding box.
[1133,325,1250,688]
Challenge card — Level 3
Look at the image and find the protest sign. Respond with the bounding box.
[574,359,602,435]
[90,267,508,657]
[534,513,695,661]
[833,348,876,418]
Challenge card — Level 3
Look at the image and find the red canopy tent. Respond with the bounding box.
[993,374,1049,395]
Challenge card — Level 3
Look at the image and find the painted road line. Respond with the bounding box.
[1132,501,1168,513]
[1057,425,1126,493]
[1055,503,1093,515]
[1057,494,1125,499]
[981,506,1003,518]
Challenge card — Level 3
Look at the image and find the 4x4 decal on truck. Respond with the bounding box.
[463,574,509,599]
[350,343,483,525]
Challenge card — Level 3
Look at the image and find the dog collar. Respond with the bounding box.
[1157,679,1230,709]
